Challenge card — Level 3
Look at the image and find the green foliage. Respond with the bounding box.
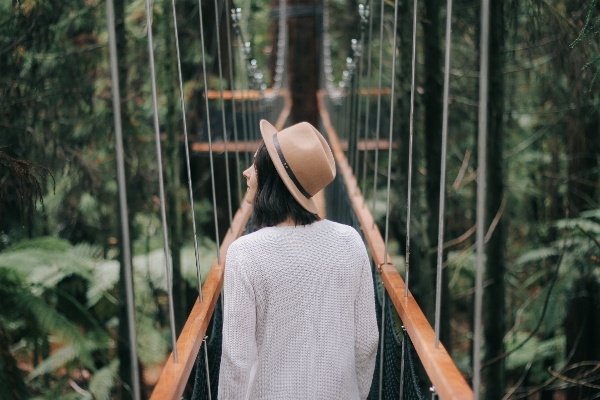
[570,0,600,90]
[0,233,216,397]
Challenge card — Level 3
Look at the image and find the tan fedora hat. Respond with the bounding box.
[260,119,336,214]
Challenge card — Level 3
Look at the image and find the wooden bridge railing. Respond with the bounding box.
[318,91,473,400]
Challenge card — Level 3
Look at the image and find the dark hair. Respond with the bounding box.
[253,141,320,228]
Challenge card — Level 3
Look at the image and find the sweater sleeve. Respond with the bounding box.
[218,243,258,400]
[353,237,379,399]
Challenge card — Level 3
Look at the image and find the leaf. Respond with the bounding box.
[506,332,540,370]
[88,359,118,400]
[554,218,600,235]
[4,237,71,253]
[514,248,559,267]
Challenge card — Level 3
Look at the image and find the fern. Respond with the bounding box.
[513,247,559,268]
[86,359,118,400]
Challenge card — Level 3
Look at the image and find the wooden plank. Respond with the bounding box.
[150,201,253,400]
[191,139,392,154]
[318,91,473,400]
[204,88,389,99]
[204,88,288,100]
[358,88,392,96]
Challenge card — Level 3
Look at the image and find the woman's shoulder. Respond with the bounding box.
[320,219,363,240]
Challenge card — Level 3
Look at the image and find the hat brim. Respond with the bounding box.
[260,119,319,214]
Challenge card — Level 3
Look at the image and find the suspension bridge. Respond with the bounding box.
[104,0,493,398]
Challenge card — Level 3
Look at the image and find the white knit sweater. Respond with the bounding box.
[218,219,379,400]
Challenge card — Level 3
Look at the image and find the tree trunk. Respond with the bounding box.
[564,3,600,399]
[418,0,441,332]
[483,1,506,398]
[0,319,27,400]
[114,0,138,398]
[287,0,321,126]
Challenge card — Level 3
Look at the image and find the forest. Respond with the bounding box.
[1,0,599,399]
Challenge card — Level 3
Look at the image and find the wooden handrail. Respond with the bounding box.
[190,139,394,154]
[204,88,288,100]
[318,91,474,400]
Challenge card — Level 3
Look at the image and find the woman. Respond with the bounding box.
[218,120,379,400]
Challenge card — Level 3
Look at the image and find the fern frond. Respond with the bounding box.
[88,359,118,400]
[514,247,558,267]
[136,315,168,367]
[27,345,78,380]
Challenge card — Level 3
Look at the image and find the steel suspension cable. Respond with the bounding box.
[434,0,453,349]
[224,0,242,204]
[213,0,234,228]
[170,0,204,301]
[361,1,374,205]
[197,0,222,265]
[372,0,385,228]
[474,0,490,397]
[354,34,365,182]
[378,280,386,400]
[405,0,418,299]
[348,55,356,166]
[106,1,141,397]
[398,326,407,399]
[379,0,399,396]
[398,0,419,395]
[239,41,251,168]
[143,0,179,362]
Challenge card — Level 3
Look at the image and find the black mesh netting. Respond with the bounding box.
[367,270,425,400]
[191,294,223,400]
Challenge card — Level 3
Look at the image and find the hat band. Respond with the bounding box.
[273,133,312,199]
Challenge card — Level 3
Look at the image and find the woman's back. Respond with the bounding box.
[219,219,379,400]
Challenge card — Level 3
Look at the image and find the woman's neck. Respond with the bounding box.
[276,217,296,227]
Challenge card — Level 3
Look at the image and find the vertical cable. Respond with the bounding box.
[197,0,222,265]
[213,0,234,228]
[349,64,357,167]
[398,327,407,400]
[372,0,385,227]
[377,285,386,400]
[239,46,250,168]
[404,0,418,298]
[225,0,242,204]
[203,336,212,400]
[474,0,490,397]
[354,35,364,181]
[362,1,374,204]
[106,1,142,397]
[143,0,179,362]
[383,0,399,267]
[379,0,399,397]
[434,0,453,349]
[170,0,204,302]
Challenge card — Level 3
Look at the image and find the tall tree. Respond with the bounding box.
[565,2,600,398]
[287,0,321,125]
[162,0,186,335]
[419,0,448,348]
[113,0,141,397]
[483,0,506,397]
